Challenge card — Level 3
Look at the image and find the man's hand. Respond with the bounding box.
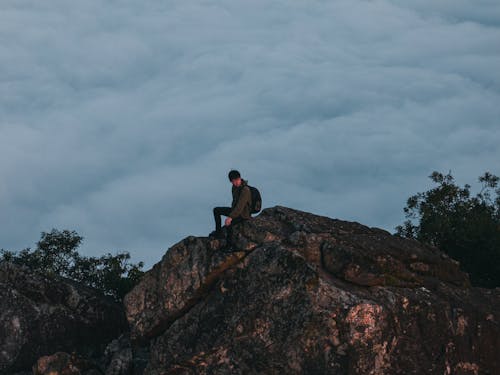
[225,217,233,226]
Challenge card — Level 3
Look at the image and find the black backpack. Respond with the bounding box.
[247,185,262,214]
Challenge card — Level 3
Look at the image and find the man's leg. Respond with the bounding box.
[231,217,245,226]
[213,207,232,232]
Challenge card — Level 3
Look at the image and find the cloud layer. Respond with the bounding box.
[1,0,499,267]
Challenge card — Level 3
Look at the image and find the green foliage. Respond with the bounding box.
[0,229,144,301]
[396,171,500,287]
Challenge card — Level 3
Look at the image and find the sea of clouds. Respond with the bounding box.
[1,0,499,267]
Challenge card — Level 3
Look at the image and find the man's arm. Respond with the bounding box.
[231,185,237,208]
[229,186,251,219]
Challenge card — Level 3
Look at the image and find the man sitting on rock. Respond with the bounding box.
[211,170,252,238]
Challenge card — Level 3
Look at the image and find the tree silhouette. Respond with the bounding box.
[396,171,500,287]
[1,229,144,301]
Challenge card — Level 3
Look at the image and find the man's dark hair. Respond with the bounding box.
[228,170,241,181]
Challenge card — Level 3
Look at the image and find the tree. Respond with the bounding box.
[396,171,500,288]
[0,229,144,301]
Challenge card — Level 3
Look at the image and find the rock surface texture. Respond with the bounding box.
[124,206,500,374]
[32,352,102,375]
[0,262,128,374]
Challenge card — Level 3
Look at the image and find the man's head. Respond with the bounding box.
[228,170,242,187]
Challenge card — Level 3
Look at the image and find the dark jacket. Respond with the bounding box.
[230,179,252,219]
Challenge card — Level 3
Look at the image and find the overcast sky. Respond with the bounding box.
[1,0,499,268]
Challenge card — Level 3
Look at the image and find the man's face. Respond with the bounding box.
[231,178,242,187]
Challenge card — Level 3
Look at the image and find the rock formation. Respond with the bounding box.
[124,206,500,374]
[0,262,127,374]
[2,206,499,374]
[32,352,102,375]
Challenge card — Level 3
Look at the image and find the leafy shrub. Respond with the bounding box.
[1,229,144,301]
[396,171,500,287]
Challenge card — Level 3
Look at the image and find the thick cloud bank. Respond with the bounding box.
[1,0,499,266]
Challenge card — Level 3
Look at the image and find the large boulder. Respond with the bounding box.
[0,262,128,374]
[125,206,500,374]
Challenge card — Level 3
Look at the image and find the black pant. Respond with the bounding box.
[213,207,245,232]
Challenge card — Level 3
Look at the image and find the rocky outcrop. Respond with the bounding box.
[125,206,500,374]
[0,262,128,374]
[101,334,137,375]
[32,352,102,375]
